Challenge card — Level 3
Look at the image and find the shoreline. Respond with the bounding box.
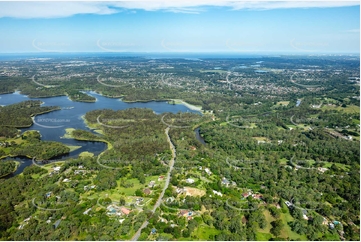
[169,99,203,112]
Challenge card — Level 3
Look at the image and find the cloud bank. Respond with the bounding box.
[0,1,359,18]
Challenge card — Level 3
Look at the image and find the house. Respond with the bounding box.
[53,166,61,172]
[148,181,156,188]
[242,192,252,198]
[322,217,328,225]
[53,219,61,229]
[74,170,86,175]
[179,210,189,216]
[285,201,293,208]
[212,190,223,197]
[221,177,230,186]
[176,187,185,194]
[204,168,212,175]
[158,175,164,181]
[121,207,131,216]
[143,188,151,196]
[318,167,329,173]
[302,210,308,220]
[190,146,197,151]
[45,192,52,198]
[83,208,92,215]
[78,165,84,169]
[329,223,335,229]
[186,178,195,184]
[252,193,263,200]
[187,216,193,220]
[24,216,32,222]
[62,178,71,183]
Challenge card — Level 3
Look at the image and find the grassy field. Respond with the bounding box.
[321,104,360,113]
[61,128,76,139]
[253,137,270,142]
[66,145,82,152]
[259,209,275,234]
[79,151,94,158]
[83,175,165,201]
[192,223,220,240]
[275,101,290,107]
[304,159,350,171]
[279,212,308,240]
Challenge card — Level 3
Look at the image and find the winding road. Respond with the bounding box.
[131,127,176,241]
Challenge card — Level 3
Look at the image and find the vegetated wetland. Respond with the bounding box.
[0,54,359,241]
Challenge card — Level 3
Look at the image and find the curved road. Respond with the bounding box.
[131,127,176,241]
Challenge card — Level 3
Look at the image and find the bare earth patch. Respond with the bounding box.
[184,187,206,197]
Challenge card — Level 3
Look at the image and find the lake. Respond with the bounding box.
[0,91,201,178]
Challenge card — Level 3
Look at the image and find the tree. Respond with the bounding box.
[135,189,143,197]
[270,219,284,237]
[119,197,126,206]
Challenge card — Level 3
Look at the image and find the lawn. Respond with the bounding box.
[321,104,360,114]
[278,158,288,165]
[256,232,273,241]
[66,145,82,152]
[279,212,308,240]
[79,151,94,158]
[192,223,220,240]
[253,137,270,142]
[276,101,290,107]
[259,209,275,234]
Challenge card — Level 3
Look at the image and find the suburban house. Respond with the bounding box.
[318,167,329,173]
[53,219,61,229]
[179,210,189,217]
[204,168,212,175]
[213,190,223,197]
[186,178,195,184]
[148,181,156,188]
[121,207,131,216]
[143,188,151,196]
[53,166,61,172]
[221,177,230,186]
[176,187,185,194]
[285,201,293,208]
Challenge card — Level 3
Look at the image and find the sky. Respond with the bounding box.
[0,1,359,54]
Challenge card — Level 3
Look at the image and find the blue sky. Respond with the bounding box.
[0,1,359,54]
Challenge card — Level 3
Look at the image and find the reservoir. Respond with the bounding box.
[0,91,201,177]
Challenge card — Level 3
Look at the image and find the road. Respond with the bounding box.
[130,127,176,241]
[31,75,59,88]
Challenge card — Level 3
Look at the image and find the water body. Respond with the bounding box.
[0,91,201,177]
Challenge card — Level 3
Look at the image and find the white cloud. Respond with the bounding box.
[0,1,359,19]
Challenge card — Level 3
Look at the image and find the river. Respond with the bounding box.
[0,91,201,178]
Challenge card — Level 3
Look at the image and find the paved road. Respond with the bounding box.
[131,127,176,241]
